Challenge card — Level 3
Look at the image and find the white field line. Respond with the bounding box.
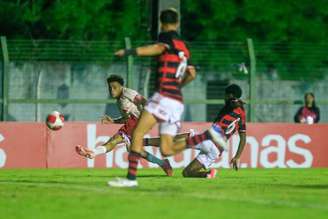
[0,181,327,211]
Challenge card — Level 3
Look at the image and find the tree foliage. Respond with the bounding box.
[1,0,327,78]
[181,0,328,79]
[0,0,149,40]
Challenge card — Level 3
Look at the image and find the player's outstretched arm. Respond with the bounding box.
[230,132,246,171]
[115,43,167,57]
[180,65,196,88]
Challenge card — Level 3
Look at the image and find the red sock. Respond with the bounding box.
[186,131,211,147]
[127,151,141,180]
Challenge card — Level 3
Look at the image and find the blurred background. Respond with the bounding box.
[0,0,327,122]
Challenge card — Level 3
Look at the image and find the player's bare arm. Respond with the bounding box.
[115,43,167,57]
[180,65,196,88]
[230,132,246,171]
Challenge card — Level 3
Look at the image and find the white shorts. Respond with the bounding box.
[145,92,184,136]
[196,140,220,169]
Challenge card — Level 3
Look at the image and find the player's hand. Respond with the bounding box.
[114,49,125,57]
[186,65,196,78]
[101,115,114,124]
[300,118,306,123]
[230,157,240,171]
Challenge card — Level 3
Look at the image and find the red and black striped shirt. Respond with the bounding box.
[157,31,191,102]
[213,104,246,139]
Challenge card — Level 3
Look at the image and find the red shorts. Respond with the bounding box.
[117,115,139,140]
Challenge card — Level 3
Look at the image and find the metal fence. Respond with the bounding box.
[1,36,328,122]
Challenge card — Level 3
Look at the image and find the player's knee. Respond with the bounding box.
[160,146,171,157]
[182,168,191,177]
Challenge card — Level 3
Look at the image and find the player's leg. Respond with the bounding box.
[159,123,227,154]
[169,128,226,156]
[160,134,189,156]
[157,121,189,156]
[126,138,173,176]
[76,134,124,159]
[183,154,217,179]
[183,140,220,178]
[144,132,191,147]
[182,158,209,178]
[159,123,197,156]
[108,110,157,187]
[139,150,173,176]
[75,134,123,159]
[102,134,125,151]
[126,110,157,181]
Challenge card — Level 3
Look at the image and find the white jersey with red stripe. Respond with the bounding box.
[117,87,143,119]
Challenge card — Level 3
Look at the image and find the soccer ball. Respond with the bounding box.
[46,111,64,130]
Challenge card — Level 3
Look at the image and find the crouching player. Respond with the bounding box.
[75,75,173,176]
[145,84,246,178]
[183,84,246,177]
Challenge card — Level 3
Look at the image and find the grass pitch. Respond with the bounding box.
[1,168,328,219]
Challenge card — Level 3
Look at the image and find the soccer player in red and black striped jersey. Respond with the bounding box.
[108,8,198,187]
[182,84,246,178]
[142,84,246,179]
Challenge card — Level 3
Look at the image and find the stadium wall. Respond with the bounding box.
[5,62,328,122]
[1,122,328,169]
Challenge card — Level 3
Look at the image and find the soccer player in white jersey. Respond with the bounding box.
[75,74,173,176]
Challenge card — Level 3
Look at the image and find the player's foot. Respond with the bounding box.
[161,159,173,176]
[107,178,138,187]
[75,145,95,159]
[207,169,217,179]
[208,125,228,150]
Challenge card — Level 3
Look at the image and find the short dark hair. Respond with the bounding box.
[107,75,124,86]
[225,84,242,98]
[160,8,179,24]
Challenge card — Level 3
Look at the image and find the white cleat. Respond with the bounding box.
[208,125,228,151]
[107,178,138,188]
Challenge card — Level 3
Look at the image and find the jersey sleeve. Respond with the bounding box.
[238,108,246,133]
[123,88,139,102]
[158,32,173,50]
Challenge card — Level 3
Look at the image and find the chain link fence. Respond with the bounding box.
[1,38,328,122]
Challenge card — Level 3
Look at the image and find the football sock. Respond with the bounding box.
[144,151,164,166]
[143,138,150,146]
[127,151,141,180]
[186,131,211,147]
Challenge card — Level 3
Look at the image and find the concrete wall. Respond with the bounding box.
[4,62,328,123]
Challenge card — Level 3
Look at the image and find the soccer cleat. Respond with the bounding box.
[207,169,218,179]
[208,125,228,151]
[107,178,138,187]
[75,145,95,159]
[161,159,173,176]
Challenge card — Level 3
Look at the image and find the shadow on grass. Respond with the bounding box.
[293,184,328,189]
[272,183,328,190]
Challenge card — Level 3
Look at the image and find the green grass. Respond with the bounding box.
[1,168,328,219]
